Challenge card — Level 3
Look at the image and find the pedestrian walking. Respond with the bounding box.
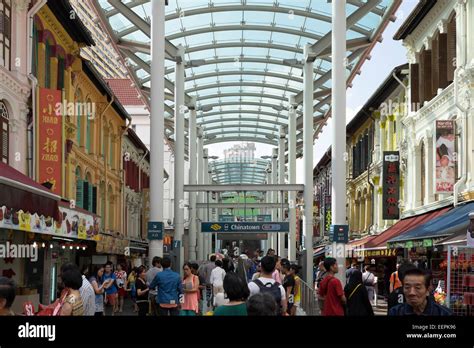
[89,266,108,316]
[315,261,328,312]
[146,256,163,316]
[344,270,374,316]
[213,272,249,316]
[135,266,149,316]
[149,257,183,316]
[210,259,226,307]
[0,277,15,316]
[389,263,402,293]
[345,263,358,284]
[248,256,287,315]
[103,262,118,316]
[318,258,346,316]
[272,256,283,284]
[127,268,138,313]
[363,265,376,305]
[114,264,127,313]
[389,268,452,316]
[59,267,84,316]
[180,263,200,316]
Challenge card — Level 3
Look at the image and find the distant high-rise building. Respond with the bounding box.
[224,143,256,161]
[70,0,128,79]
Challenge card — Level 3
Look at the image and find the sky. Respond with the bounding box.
[207,0,419,183]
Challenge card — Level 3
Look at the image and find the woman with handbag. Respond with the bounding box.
[180,263,200,316]
[344,270,374,316]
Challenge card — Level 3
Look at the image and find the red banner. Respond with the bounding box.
[38,88,62,195]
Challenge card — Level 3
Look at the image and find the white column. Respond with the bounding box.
[148,0,165,264]
[278,126,286,258]
[271,148,278,250]
[203,149,210,258]
[374,117,381,163]
[303,44,314,283]
[425,135,435,204]
[331,0,347,285]
[197,127,204,261]
[188,98,197,261]
[174,45,185,271]
[263,168,271,252]
[405,144,414,211]
[387,119,393,151]
[288,96,297,262]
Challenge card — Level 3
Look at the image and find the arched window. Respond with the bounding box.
[0,101,9,164]
[100,181,105,229]
[75,167,83,208]
[86,99,92,153]
[75,89,83,147]
[109,127,114,169]
[0,0,11,70]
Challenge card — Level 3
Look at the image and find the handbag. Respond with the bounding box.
[37,288,70,316]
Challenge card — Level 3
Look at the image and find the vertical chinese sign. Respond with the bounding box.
[435,120,456,193]
[37,88,62,195]
[382,151,400,220]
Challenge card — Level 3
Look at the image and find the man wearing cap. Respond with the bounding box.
[467,213,474,247]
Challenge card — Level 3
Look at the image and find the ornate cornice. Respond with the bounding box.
[0,67,31,101]
[39,7,76,54]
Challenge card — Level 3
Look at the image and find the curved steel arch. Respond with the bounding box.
[203,124,279,134]
[197,100,285,110]
[187,81,301,95]
[166,57,325,76]
[186,70,303,83]
[204,136,278,146]
[196,92,288,103]
[167,24,322,42]
[199,117,287,128]
[197,110,287,121]
[165,4,371,37]
[204,130,278,139]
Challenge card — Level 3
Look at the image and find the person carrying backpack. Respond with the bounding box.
[248,256,287,315]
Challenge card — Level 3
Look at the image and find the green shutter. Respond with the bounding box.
[92,186,97,214]
[83,181,89,211]
[76,179,84,208]
[88,183,93,213]
[86,117,91,153]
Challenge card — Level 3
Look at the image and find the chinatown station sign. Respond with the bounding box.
[383,151,400,220]
[201,222,289,233]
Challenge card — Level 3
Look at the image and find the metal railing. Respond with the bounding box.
[300,279,318,316]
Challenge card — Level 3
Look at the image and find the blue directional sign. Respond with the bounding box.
[330,224,349,243]
[201,222,289,233]
[219,215,234,222]
[257,215,272,222]
[172,240,181,249]
[147,221,163,240]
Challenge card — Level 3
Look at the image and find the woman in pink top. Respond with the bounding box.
[180,262,200,316]
[272,256,282,284]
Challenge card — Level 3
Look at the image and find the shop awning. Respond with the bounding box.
[435,230,467,247]
[364,206,451,250]
[0,162,60,218]
[346,235,375,249]
[313,246,326,258]
[388,202,474,247]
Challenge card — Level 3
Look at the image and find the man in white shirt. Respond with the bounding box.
[248,256,287,315]
[80,274,96,316]
[146,257,162,316]
[210,259,226,307]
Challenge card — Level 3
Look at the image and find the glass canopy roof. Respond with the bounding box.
[93,0,399,183]
[210,158,269,185]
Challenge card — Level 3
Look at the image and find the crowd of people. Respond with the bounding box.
[0,251,454,317]
[314,258,453,316]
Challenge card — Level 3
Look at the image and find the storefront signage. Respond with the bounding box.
[363,249,397,257]
[329,224,349,243]
[0,205,100,241]
[37,88,62,195]
[435,120,456,193]
[382,151,400,220]
[147,221,163,240]
[96,234,129,255]
[201,222,289,233]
